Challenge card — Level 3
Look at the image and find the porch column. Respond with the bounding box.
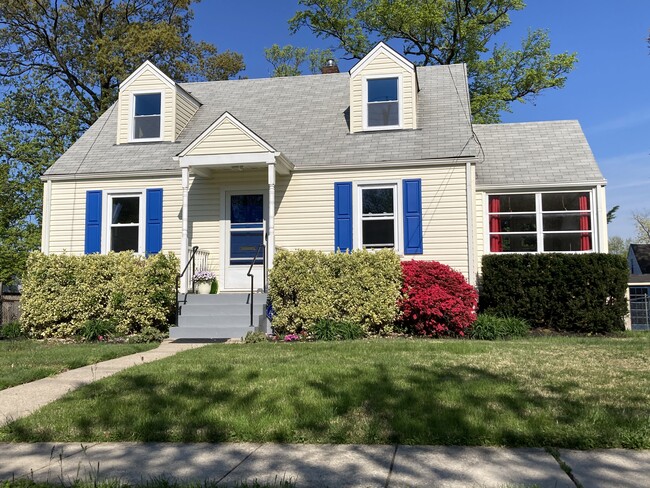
[267,162,276,273]
[180,167,190,293]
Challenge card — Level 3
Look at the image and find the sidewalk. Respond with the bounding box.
[0,442,648,487]
[0,340,207,424]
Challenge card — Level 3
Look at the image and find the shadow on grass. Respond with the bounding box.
[2,346,648,449]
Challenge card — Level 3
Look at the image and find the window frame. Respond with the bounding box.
[129,91,164,142]
[485,190,596,254]
[354,182,403,253]
[102,190,146,254]
[362,74,403,131]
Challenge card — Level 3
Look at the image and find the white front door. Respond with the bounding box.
[224,191,266,291]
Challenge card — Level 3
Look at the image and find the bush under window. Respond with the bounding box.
[21,252,179,338]
[479,253,628,334]
[268,249,402,335]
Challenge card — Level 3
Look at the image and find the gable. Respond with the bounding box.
[630,244,650,274]
[349,43,418,133]
[117,63,176,144]
[181,112,274,157]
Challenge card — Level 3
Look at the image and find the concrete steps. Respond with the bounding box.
[169,292,268,340]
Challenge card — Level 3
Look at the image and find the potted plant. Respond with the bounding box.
[193,270,217,294]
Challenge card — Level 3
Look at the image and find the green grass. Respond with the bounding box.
[0,479,294,488]
[0,340,157,390]
[1,334,648,449]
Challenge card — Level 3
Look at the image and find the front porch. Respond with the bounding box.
[174,120,293,294]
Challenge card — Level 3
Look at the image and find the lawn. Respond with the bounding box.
[0,340,157,390]
[1,334,648,449]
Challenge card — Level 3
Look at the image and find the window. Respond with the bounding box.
[366,77,400,129]
[108,193,144,253]
[133,93,161,140]
[359,185,398,249]
[488,192,593,253]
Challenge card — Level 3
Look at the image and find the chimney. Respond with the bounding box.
[321,59,339,74]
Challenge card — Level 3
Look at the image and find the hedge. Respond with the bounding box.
[21,252,179,338]
[479,253,628,334]
[268,249,402,335]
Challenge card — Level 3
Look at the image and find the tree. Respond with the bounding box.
[632,211,650,243]
[608,236,631,256]
[0,0,245,283]
[289,0,577,123]
[607,205,620,224]
[264,44,334,77]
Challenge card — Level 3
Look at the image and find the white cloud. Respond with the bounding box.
[587,109,650,134]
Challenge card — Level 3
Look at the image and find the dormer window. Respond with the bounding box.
[365,76,400,130]
[133,93,162,141]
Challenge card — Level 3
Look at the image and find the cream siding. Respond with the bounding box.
[185,119,269,156]
[48,176,183,256]
[116,67,175,144]
[175,90,200,139]
[274,165,470,277]
[350,51,417,133]
[47,164,470,280]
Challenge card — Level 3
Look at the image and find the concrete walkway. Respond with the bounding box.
[0,442,648,487]
[0,340,207,424]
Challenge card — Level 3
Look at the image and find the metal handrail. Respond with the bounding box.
[247,242,266,328]
[176,246,199,326]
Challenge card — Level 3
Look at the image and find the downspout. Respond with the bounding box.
[466,161,477,286]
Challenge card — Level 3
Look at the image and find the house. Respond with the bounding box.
[628,244,650,330]
[40,43,608,338]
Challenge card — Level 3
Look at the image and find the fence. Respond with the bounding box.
[0,293,20,325]
[629,294,650,331]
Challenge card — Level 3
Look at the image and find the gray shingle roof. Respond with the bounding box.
[473,121,605,187]
[630,244,650,274]
[45,64,477,176]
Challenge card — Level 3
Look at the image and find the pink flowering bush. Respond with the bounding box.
[398,260,478,337]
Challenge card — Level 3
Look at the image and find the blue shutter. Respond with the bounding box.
[403,179,423,254]
[84,190,102,254]
[145,188,163,255]
[334,182,353,252]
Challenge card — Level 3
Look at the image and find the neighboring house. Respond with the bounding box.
[40,43,608,337]
[628,244,650,331]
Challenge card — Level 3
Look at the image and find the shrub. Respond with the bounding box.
[311,319,365,341]
[243,331,268,343]
[479,253,628,334]
[21,252,179,338]
[127,325,167,343]
[269,249,402,335]
[0,321,24,340]
[399,260,478,337]
[469,314,530,340]
[79,318,116,342]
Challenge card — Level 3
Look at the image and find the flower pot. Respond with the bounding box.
[196,281,212,294]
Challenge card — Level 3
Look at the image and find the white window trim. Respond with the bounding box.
[129,91,164,142]
[362,74,403,131]
[102,190,146,254]
[484,189,597,254]
[353,181,403,254]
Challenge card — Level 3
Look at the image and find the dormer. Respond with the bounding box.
[116,61,200,144]
[349,42,418,134]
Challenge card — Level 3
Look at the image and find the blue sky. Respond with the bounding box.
[191,1,650,240]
